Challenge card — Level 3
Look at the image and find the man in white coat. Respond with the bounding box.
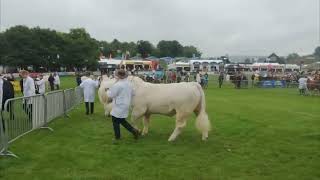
[20,70,35,122]
[36,74,46,94]
[106,69,140,142]
[53,73,60,90]
[298,75,308,95]
[80,75,99,115]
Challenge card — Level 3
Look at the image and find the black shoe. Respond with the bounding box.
[133,130,141,140]
[112,138,120,144]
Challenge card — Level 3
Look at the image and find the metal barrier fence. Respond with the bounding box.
[0,87,83,158]
[75,87,84,105]
[64,89,76,113]
[46,91,65,123]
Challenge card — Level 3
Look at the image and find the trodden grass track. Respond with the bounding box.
[0,76,319,180]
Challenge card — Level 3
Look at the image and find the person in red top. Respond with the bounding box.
[172,71,177,83]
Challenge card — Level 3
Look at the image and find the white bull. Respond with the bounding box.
[98,76,211,141]
[98,75,115,116]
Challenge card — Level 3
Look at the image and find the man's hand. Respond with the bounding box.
[107,98,113,103]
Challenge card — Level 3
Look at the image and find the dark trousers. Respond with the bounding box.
[85,102,94,115]
[23,103,32,122]
[55,85,60,90]
[50,83,54,91]
[112,116,136,139]
[219,80,223,88]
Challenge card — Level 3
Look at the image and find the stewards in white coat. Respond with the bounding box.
[298,76,308,95]
[80,75,99,115]
[20,70,35,97]
[36,75,46,94]
[106,69,140,142]
[20,70,35,122]
[53,73,60,90]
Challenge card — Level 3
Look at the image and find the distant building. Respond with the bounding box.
[267,53,280,63]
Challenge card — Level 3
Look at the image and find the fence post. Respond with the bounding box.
[41,94,53,131]
[63,90,69,118]
[0,110,18,158]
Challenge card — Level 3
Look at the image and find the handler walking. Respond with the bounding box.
[80,75,99,115]
[218,72,224,88]
[107,69,140,142]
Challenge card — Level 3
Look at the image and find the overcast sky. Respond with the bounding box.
[1,0,319,56]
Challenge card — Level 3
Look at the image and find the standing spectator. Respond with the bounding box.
[235,73,242,89]
[36,74,46,94]
[20,70,35,121]
[218,72,224,88]
[162,70,167,83]
[19,75,24,94]
[200,74,205,87]
[0,75,3,111]
[177,71,182,83]
[0,76,3,129]
[106,69,140,143]
[54,73,60,90]
[251,74,255,87]
[80,75,99,115]
[20,70,36,97]
[196,71,201,84]
[167,71,172,83]
[172,71,177,83]
[152,73,156,82]
[48,74,55,91]
[76,74,81,86]
[298,75,308,95]
[204,73,209,89]
[2,76,15,121]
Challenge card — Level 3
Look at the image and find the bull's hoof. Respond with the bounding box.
[141,132,148,136]
[202,137,208,141]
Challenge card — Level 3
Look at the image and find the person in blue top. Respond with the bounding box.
[204,73,209,89]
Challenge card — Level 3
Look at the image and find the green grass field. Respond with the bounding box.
[0,76,319,180]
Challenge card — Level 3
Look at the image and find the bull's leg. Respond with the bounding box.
[131,107,147,131]
[142,114,151,136]
[168,113,187,142]
[104,103,112,117]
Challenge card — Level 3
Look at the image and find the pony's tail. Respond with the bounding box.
[195,84,211,140]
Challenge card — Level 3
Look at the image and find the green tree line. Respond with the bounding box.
[0,26,201,71]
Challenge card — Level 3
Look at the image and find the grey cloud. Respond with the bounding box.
[1,0,318,56]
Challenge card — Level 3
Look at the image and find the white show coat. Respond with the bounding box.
[23,76,36,97]
[36,79,46,94]
[80,78,99,102]
[107,79,134,118]
[298,78,308,89]
[54,75,60,85]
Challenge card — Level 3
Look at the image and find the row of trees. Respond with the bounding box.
[0,26,201,71]
[99,39,201,59]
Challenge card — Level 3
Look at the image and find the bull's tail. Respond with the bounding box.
[195,83,211,140]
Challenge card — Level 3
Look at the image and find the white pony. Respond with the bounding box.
[98,76,211,141]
